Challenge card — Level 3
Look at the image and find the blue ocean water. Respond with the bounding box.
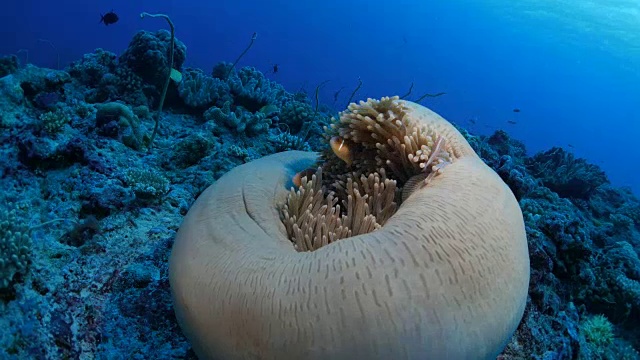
[0,0,639,359]
[3,0,639,193]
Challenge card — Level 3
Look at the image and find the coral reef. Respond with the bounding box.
[526,146,609,199]
[0,29,637,360]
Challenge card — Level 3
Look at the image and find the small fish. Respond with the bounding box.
[100,10,119,26]
[468,117,476,125]
[507,120,517,125]
[512,108,521,113]
[293,168,316,187]
[330,136,353,166]
[272,64,279,74]
[567,144,574,148]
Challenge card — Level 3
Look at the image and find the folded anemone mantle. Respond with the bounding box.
[169,97,530,360]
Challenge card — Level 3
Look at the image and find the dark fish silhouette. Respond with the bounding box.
[507,120,517,125]
[272,64,279,74]
[513,108,521,113]
[100,10,119,26]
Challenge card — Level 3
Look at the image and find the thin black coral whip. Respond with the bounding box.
[139,11,175,151]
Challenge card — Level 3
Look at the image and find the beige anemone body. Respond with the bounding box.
[169,99,530,359]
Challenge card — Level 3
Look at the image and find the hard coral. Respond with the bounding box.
[177,68,231,109]
[0,207,31,290]
[0,54,19,77]
[526,147,608,199]
[119,30,186,89]
[227,66,286,111]
[67,49,117,86]
[204,100,271,137]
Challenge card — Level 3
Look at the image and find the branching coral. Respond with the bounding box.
[227,66,286,111]
[177,68,230,109]
[0,207,31,290]
[204,100,271,136]
[270,131,311,152]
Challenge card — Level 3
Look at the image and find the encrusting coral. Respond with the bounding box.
[169,96,530,360]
